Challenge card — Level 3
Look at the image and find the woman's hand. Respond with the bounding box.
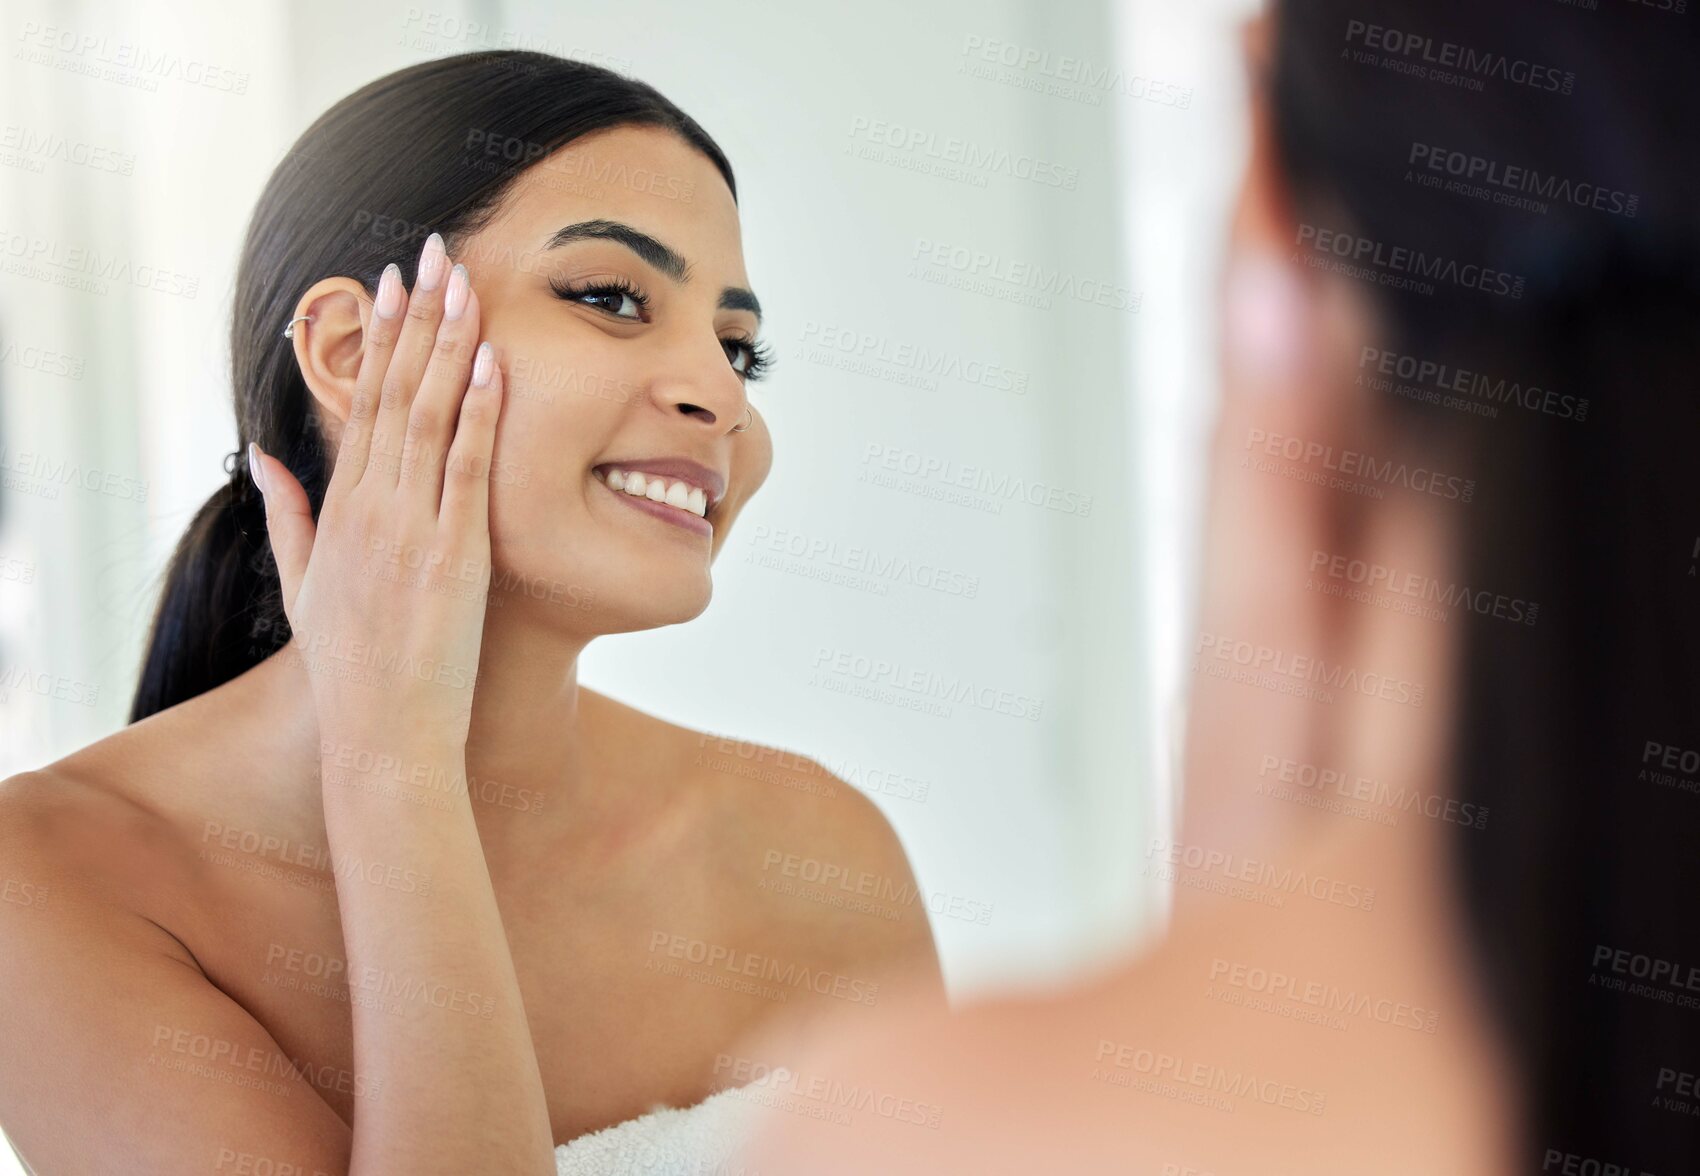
[251,232,502,753]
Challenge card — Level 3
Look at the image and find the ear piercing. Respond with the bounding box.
[282,315,312,339]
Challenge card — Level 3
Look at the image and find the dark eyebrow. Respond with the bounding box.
[542,219,690,281]
[719,287,762,322]
[542,218,763,324]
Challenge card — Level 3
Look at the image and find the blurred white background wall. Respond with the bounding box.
[0,1,1256,1166]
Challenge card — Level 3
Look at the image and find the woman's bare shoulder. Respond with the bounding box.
[0,734,164,858]
[580,690,920,880]
[579,690,944,1001]
[0,771,180,927]
[0,760,345,1175]
[578,689,903,828]
[747,895,1516,1176]
[0,687,258,907]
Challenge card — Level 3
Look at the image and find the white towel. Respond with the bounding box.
[554,1085,763,1175]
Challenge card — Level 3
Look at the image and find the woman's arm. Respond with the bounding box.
[311,736,554,1173]
[249,240,555,1173]
[0,774,357,1174]
[0,745,553,1176]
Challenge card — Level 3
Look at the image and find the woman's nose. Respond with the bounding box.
[646,340,748,432]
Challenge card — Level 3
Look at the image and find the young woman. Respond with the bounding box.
[0,52,942,1173]
[744,1,1700,1171]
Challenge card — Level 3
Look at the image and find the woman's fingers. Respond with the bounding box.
[249,441,315,620]
[438,342,503,545]
[327,262,406,500]
[366,234,451,490]
[401,262,481,509]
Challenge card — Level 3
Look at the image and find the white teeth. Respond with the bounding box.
[600,467,713,520]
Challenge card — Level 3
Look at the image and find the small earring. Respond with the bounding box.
[282,314,311,339]
[731,407,753,433]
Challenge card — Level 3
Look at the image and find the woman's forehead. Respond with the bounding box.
[490,125,746,272]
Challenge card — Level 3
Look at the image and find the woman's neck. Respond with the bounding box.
[462,599,590,810]
[1163,490,1520,1171]
[243,588,599,838]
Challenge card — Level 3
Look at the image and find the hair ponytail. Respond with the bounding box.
[128,453,284,722]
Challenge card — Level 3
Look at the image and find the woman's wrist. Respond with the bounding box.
[318,731,472,813]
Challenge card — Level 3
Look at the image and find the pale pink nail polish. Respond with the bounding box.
[248,442,268,494]
[374,263,402,319]
[417,232,447,292]
[445,264,470,320]
[472,341,494,387]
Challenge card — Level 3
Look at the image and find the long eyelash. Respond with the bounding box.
[731,337,776,382]
[548,275,652,314]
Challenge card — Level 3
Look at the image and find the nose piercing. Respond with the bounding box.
[282,314,312,339]
[731,406,753,433]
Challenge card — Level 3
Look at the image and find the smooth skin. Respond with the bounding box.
[0,125,942,1174]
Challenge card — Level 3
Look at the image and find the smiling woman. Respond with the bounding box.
[0,51,942,1175]
[269,112,776,641]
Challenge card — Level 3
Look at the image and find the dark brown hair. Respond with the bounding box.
[1272,2,1700,1168]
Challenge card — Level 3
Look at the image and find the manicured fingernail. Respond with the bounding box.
[444,264,470,320]
[417,232,447,292]
[248,441,268,494]
[471,341,494,387]
[375,263,403,319]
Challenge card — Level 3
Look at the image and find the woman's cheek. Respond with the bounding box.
[749,420,775,490]
[482,417,550,572]
[705,420,772,559]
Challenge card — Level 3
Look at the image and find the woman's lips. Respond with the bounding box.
[596,474,713,537]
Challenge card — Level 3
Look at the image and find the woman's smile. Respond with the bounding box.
[591,458,724,537]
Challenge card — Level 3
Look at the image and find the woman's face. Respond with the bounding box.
[454,124,772,633]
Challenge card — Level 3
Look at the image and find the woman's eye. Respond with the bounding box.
[552,278,651,321]
[721,336,773,382]
[583,290,643,320]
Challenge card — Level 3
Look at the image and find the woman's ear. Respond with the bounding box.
[287,277,373,430]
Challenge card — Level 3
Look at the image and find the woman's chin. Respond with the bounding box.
[579,579,713,635]
[486,547,712,632]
